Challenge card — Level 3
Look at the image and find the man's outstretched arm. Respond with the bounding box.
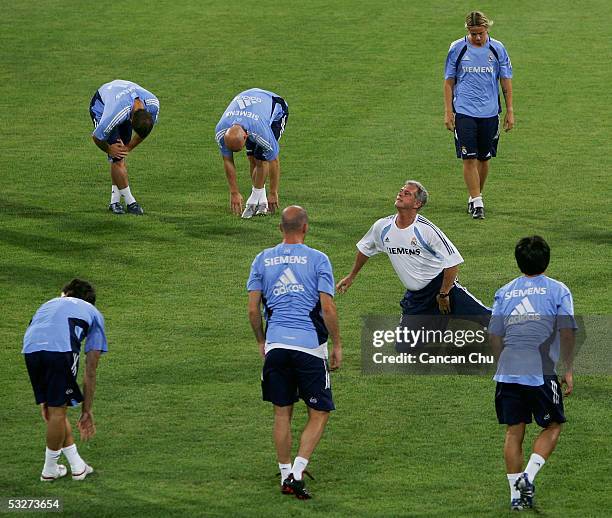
[223,155,243,215]
[320,292,342,370]
[248,290,265,357]
[336,251,370,294]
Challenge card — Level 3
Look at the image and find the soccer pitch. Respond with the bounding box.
[1,0,611,516]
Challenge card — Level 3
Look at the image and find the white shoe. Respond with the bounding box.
[255,203,268,216]
[241,204,258,219]
[72,464,94,481]
[41,464,67,482]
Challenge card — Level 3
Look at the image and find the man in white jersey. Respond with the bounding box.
[247,206,342,499]
[490,236,576,510]
[337,181,490,346]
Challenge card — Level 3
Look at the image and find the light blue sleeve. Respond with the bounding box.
[488,289,505,336]
[557,286,577,329]
[92,102,130,141]
[215,121,232,157]
[497,43,513,78]
[145,101,160,124]
[217,137,232,157]
[316,254,335,297]
[84,311,108,353]
[444,43,460,80]
[247,253,264,291]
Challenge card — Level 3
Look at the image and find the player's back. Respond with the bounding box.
[492,275,574,385]
[98,80,156,106]
[248,243,335,349]
[23,297,105,354]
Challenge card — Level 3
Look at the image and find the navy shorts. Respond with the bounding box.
[454,113,499,161]
[246,96,289,160]
[90,91,132,163]
[398,272,491,350]
[25,351,83,407]
[262,348,334,411]
[495,377,566,427]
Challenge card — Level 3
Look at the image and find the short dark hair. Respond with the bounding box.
[62,278,96,305]
[515,236,550,275]
[132,109,154,138]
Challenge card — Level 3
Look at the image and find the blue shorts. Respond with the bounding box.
[495,377,566,427]
[246,96,289,160]
[262,348,334,411]
[24,351,83,407]
[454,113,499,161]
[89,91,132,163]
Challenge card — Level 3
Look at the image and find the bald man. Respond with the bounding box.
[215,88,289,218]
[247,206,342,499]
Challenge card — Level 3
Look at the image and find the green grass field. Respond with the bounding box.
[1,1,611,516]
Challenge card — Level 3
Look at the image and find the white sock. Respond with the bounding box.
[247,186,266,205]
[291,456,309,481]
[62,444,86,474]
[111,185,121,204]
[119,186,136,205]
[472,195,484,208]
[524,453,545,482]
[279,463,292,484]
[507,473,521,500]
[43,447,61,475]
[468,196,474,203]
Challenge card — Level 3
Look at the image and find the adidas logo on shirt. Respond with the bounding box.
[508,296,541,324]
[273,267,305,296]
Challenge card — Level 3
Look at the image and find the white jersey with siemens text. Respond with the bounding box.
[357,214,464,291]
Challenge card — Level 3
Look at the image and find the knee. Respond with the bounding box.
[505,424,525,442]
[46,407,67,423]
[309,409,330,426]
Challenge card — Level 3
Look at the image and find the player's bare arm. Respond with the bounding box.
[501,78,514,131]
[248,290,266,357]
[559,327,575,395]
[489,333,503,361]
[126,133,144,152]
[320,292,342,370]
[222,154,244,215]
[78,349,101,441]
[336,251,370,293]
[437,265,458,314]
[444,78,456,131]
[268,157,280,214]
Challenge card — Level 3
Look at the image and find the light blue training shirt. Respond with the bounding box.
[490,275,576,386]
[247,243,335,350]
[23,297,108,355]
[91,79,159,141]
[445,36,512,118]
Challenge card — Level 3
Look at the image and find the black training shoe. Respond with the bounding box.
[126,202,144,215]
[467,200,474,215]
[283,474,312,500]
[472,206,485,219]
[281,479,294,495]
[514,473,535,509]
[108,202,125,215]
